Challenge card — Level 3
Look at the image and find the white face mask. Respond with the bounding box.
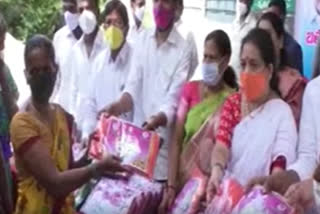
[64,11,79,31]
[202,62,223,86]
[236,2,248,17]
[79,10,97,35]
[134,6,145,22]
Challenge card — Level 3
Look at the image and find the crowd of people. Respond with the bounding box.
[1,0,320,213]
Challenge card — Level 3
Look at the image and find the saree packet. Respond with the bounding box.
[80,173,162,214]
[89,116,160,178]
[170,167,208,214]
[232,186,294,214]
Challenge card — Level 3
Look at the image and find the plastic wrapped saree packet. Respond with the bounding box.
[89,117,160,178]
[233,186,294,214]
[170,167,208,214]
[205,178,244,214]
[80,174,162,214]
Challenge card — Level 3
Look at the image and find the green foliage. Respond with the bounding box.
[0,0,61,41]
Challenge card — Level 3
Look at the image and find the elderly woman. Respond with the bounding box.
[10,35,128,214]
[206,28,297,203]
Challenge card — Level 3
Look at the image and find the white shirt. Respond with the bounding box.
[81,42,133,139]
[124,27,192,179]
[175,19,199,80]
[230,13,257,78]
[228,99,297,186]
[51,26,79,108]
[69,30,107,125]
[288,77,320,180]
[127,24,145,46]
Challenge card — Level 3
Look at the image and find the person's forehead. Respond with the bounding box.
[106,10,122,21]
[27,48,51,67]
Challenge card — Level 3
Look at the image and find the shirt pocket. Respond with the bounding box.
[157,64,176,93]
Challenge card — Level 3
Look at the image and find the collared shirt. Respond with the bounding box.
[127,24,146,46]
[68,30,107,125]
[175,19,199,80]
[81,42,133,139]
[230,13,257,78]
[124,26,191,179]
[51,26,79,108]
[288,77,320,180]
[284,32,303,73]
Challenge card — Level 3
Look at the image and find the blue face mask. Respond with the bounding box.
[201,62,223,86]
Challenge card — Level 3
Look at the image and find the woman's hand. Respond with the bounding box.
[94,153,131,179]
[98,101,122,119]
[206,165,224,204]
[158,187,176,214]
[285,179,314,211]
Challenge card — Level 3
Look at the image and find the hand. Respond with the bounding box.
[158,187,176,214]
[96,153,131,178]
[285,179,314,211]
[98,101,122,119]
[143,113,167,131]
[246,170,300,195]
[206,165,224,204]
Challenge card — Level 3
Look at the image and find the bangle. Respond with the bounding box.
[213,162,225,175]
[166,184,176,192]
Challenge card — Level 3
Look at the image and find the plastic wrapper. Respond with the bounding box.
[233,187,294,214]
[170,167,208,214]
[205,178,244,214]
[80,174,162,214]
[89,116,160,178]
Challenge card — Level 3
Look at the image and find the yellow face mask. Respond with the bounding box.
[104,26,124,50]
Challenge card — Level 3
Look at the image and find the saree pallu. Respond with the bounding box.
[11,105,75,214]
[178,86,233,188]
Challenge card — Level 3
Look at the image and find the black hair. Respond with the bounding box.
[268,0,287,17]
[205,30,238,89]
[24,35,56,67]
[177,0,183,7]
[257,12,287,68]
[78,0,99,11]
[0,13,7,37]
[241,28,279,93]
[102,0,129,29]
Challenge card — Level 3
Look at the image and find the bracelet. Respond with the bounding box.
[166,184,176,191]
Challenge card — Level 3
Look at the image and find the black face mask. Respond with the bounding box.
[29,71,57,104]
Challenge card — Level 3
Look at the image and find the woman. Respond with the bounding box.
[10,35,129,214]
[81,0,133,143]
[257,12,306,126]
[206,28,298,204]
[159,30,238,213]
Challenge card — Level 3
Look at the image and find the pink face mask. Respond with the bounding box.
[153,6,175,31]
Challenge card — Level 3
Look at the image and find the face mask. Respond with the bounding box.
[29,71,57,104]
[240,72,268,102]
[64,11,79,31]
[135,6,145,22]
[104,26,124,51]
[236,2,248,17]
[79,10,97,35]
[153,6,175,31]
[202,62,222,86]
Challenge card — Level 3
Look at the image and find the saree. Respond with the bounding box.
[10,105,74,214]
[178,84,234,188]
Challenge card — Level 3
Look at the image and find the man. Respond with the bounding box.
[102,0,191,181]
[67,0,107,137]
[52,0,83,108]
[266,0,303,73]
[81,0,133,142]
[127,0,146,45]
[230,0,257,78]
[174,0,198,79]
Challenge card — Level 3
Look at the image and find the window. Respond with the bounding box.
[205,0,236,23]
